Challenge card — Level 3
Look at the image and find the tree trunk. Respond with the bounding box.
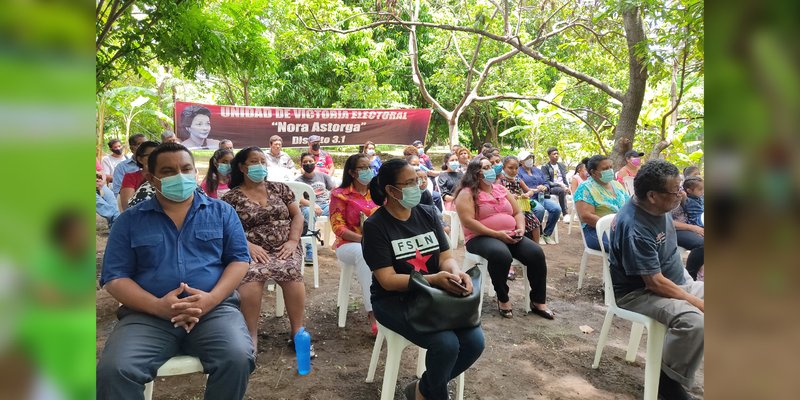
[467,114,480,147]
[484,106,498,146]
[448,115,460,147]
[611,7,648,169]
[96,96,106,160]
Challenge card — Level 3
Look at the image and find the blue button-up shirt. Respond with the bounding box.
[517,166,552,190]
[100,193,250,298]
[112,158,141,195]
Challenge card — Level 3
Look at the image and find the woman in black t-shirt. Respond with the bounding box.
[363,159,485,400]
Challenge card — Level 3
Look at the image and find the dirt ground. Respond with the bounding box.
[95,216,704,400]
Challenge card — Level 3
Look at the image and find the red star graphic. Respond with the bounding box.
[406,249,431,273]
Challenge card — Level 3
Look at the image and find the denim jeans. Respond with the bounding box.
[372,297,485,400]
[301,203,329,257]
[532,197,562,236]
[582,224,609,251]
[96,186,120,227]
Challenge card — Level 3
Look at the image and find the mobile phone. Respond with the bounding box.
[448,278,468,292]
[508,230,522,239]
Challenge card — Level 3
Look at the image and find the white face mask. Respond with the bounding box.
[524,159,534,168]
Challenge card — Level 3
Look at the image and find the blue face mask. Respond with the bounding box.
[448,161,460,171]
[493,164,503,175]
[247,164,268,182]
[394,185,422,209]
[155,173,196,202]
[599,169,615,183]
[417,148,424,155]
[482,168,497,183]
[217,163,231,176]
[357,168,374,185]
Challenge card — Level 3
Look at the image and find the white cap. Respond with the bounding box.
[517,150,532,161]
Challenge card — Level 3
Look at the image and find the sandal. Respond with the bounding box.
[529,305,555,320]
[497,301,513,319]
[507,269,517,281]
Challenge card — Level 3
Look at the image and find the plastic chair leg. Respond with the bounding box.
[380,341,404,400]
[592,311,615,369]
[416,348,426,378]
[337,263,354,328]
[518,261,532,313]
[578,250,589,289]
[143,381,153,400]
[456,373,465,400]
[643,322,667,400]
[626,322,645,362]
[366,329,385,383]
[311,239,319,288]
[275,285,285,317]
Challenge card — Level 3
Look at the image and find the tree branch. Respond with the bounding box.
[450,33,481,74]
[297,13,625,100]
[659,41,689,140]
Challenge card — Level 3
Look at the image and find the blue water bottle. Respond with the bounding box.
[294,327,311,375]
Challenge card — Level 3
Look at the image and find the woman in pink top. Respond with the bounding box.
[570,157,590,195]
[454,156,553,320]
[201,148,233,199]
[329,153,379,334]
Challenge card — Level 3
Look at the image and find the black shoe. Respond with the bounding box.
[404,380,418,400]
[658,371,692,400]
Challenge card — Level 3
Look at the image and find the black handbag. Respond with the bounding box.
[405,265,482,333]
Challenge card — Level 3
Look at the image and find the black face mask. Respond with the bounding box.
[111,148,122,155]
[311,143,320,151]
[302,164,315,174]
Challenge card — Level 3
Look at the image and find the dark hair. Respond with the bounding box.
[219,139,233,149]
[228,147,264,189]
[683,165,700,177]
[440,152,454,170]
[546,147,558,155]
[633,159,680,199]
[108,139,121,148]
[339,153,369,189]
[575,157,590,174]
[299,152,315,164]
[129,133,146,147]
[147,142,194,175]
[683,176,703,191]
[369,158,409,206]
[482,142,492,149]
[134,141,160,168]
[586,154,609,174]
[481,148,493,158]
[502,155,518,166]
[179,105,212,139]
[402,145,418,157]
[454,155,489,217]
[204,148,234,195]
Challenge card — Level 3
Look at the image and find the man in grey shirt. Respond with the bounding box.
[265,135,295,169]
[609,159,704,400]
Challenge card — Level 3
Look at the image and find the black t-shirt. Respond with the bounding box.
[437,172,463,197]
[362,204,450,301]
[609,199,686,298]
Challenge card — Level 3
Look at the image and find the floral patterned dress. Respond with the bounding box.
[222,182,303,283]
[499,174,541,234]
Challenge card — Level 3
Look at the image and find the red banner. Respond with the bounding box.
[173,101,432,150]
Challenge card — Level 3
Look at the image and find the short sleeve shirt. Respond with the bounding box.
[265,151,295,169]
[609,199,686,298]
[573,179,630,227]
[295,172,335,205]
[363,204,449,301]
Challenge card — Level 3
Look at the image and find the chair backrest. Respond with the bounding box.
[622,176,634,196]
[283,181,317,229]
[595,213,617,308]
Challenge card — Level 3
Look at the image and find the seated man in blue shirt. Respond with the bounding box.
[111,133,147,196]
[97,143,254,400]
[609,159,704,400]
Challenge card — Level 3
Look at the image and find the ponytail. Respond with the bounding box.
[370,158,409,206]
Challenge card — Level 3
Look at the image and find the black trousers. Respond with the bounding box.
[676,230,704,279]
[549,186,568,217]
[465,236,548,304]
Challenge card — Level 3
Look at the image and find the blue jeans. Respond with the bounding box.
[532,198,561,236]
[372,298,484,400]
[96,186,119,227]
[301,203,329,257]
[96,293,255,400]
[582,224,609,251]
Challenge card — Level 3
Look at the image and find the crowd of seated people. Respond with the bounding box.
[95,136,703,400]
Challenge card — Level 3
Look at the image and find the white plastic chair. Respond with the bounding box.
[541,210,560,244]
[283,181,320,288]
[567,195,578,235]
[366,322,465,400]
[463,251,530,313]
[591,214,667,400]
[143,355,205,400]
[577,213,607,289]
[336,260,355,328]
[442,210,461,249]
[622,176,635,196]
[315,215,334,247]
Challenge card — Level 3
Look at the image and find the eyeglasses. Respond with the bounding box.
[656,190,682,197]
[394,177,426,187]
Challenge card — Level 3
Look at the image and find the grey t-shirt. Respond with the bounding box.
[609,198,686,298]
[295,172,335,205]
